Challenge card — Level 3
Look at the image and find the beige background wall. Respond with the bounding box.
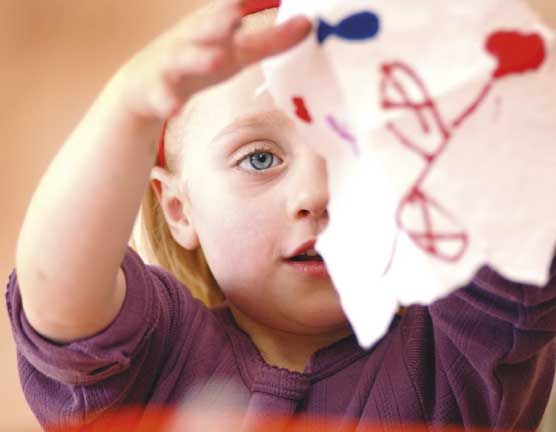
[1,1,555,429]
[0,1,205,428]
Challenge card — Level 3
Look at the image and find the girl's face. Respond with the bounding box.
[173,64,347,335]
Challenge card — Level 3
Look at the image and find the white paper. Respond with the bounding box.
[262,0,556,347]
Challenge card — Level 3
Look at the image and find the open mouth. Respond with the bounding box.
[285,248,328,278]
[288,249,324,262]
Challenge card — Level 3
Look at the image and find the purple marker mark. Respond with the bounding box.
[326,115,360,156]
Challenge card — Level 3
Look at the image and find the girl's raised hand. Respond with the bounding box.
[122,0,312,120]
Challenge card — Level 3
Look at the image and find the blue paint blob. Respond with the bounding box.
[317,11,381,44]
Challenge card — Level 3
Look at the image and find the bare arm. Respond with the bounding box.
[15,74,159,343]
[15,0,311,343]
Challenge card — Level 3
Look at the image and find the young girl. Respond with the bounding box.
[6,0,556,430]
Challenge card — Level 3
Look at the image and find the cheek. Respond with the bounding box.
[192,189,282,289]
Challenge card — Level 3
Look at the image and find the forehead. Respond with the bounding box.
[170,64,281,150]
[195,64,274,127]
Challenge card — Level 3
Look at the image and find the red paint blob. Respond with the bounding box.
[486,31,546,79]
[292,96,313,123]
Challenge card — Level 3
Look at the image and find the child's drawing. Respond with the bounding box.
[264,0,556,347]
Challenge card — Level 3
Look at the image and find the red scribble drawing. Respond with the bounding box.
[380,30,546,267]
[292,96,313,123]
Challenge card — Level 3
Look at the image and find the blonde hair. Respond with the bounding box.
[137,7,277,307]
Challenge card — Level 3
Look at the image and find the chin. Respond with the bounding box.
[227,283,349,334]
[283,299,349,334]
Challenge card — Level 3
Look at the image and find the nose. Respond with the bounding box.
[286,153,329,225]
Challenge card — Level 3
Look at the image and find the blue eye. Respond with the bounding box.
[239,151,282,171]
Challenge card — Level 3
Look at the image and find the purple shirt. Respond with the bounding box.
[5,248,556,430]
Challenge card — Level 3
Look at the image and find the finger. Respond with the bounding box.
[234,15,313,66]
[163,44,235,103]
[165,45,226,80]
[189,0,243,45]
[148,81,183,119]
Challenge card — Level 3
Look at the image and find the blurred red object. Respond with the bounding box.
[242,0,281,16]
[46,406,504,432]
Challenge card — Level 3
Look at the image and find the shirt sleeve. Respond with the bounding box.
[5,247,196,428]
[427,260,556,430]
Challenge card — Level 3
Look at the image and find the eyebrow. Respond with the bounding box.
[214,109,291,140]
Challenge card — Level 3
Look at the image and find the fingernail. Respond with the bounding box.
[287,15,312,35]
[288,15,312,29]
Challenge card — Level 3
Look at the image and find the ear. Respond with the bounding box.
[150,166,200,250]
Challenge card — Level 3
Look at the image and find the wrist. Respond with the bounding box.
[104,67,166,143]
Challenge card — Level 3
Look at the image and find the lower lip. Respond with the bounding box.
[285,260,330,278]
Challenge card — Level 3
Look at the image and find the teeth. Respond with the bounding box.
[303,248,319,257]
